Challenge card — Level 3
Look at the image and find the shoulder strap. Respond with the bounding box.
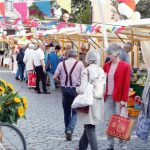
[69,61,78,86]
[63,61,68,86]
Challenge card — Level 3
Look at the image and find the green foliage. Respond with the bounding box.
[111,0,150,20]
[136,0,150,18]
[70,0,92,24]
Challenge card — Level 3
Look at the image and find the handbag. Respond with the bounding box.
[136,111,150,142]
[28,71,36,88]
[106,114,134,140]
[72,82,94,109]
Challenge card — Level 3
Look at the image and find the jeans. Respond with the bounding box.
[15,68,19,78]
[18,63,25,80]
[47,72,55,90]
[105,96,127,150]
[35,65,47,92]
[79,125,98,150]
[61,87,77,133]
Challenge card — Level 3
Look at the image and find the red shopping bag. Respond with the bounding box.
[106,114,134,140]
[28,71,36,87]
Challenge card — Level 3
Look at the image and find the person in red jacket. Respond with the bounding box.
[103,44,131,150]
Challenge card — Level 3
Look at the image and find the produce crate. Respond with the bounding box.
[128,108,141,117]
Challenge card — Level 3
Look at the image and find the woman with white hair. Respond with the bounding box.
[103,44,131,150]
[76,49,106,150]
[23,43,36,83]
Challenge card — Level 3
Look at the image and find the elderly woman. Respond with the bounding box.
[103,44,131,150]
[76,49,106,150]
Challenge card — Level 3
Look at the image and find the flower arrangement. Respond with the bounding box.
[0,79,28,124]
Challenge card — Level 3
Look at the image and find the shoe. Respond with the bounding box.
[65,131,72,141]
[43,91,51,94]
[107,148,114,150]
[15,77,20,80]
[37,91,42,94]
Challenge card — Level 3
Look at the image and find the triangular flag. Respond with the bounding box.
[57,0,71,13]
[118,0,136,11]
[57,22,66,32]
[13,3,29,21]
[35,1,51,17]
[0,2,5,16]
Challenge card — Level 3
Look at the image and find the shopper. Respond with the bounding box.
[33,41,50,94]
[46,47,60,91]
[53,49,84,141]
[103,44,131,150]
[120,42,132,64]
[77,49,106,150]
[16,47,25,81]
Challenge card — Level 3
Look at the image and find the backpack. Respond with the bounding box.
[17,51,24,63]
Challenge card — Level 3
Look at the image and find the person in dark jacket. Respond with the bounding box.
[16,47,25,81]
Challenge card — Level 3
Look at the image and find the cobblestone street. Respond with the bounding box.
[0,68,150,150]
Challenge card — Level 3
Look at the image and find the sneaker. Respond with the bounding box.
[65,131,72,141]
[43,91,51,94]
[15,77,20,80]
[107,148,114,150]
[37,91,42,94]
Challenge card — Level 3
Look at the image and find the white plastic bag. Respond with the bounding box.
[72,82,94,109]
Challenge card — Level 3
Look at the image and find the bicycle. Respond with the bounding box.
[0,122,27,150]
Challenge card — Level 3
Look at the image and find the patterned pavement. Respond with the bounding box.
[0,68,150,150]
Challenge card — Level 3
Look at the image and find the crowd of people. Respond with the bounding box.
[1,40,147,150]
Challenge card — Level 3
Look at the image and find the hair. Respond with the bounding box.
[85,49,100,65]
[105,44,121,57]
[124,42,132,51]
[67,49,78,57]
[55,45,61,50]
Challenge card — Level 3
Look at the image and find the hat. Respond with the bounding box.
[67,49,78,57]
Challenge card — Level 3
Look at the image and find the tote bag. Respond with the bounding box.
[136,111,150,142]
[72,82,94,109]
[106,114,134,140]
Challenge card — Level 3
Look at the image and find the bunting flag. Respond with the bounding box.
[13,18,21,25]
[13,3,28,21]
[57,0,71,13]
[0,2,5,16]
[57,22,66,31]
[41,21,57,27]
[118,0,136,10]
[35,1,51,17]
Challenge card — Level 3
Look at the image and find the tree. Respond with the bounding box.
[70,0,92,24]
[111,0,150,20]
[136,0,150,18]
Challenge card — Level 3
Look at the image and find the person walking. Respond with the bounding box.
[77,49,106,150]
[103,44,131,150]
[16,47,25,81]
[33,41,50,94]
[46,47,60,91]
[23,43,35,83]
[119,42,132,64]
[53,49,84,141]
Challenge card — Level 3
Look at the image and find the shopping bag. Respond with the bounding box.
[72,82,93,109]
[28,71,36,87]
[136,111,150,142]
[76,106,89,113]
[106,114,134,140]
